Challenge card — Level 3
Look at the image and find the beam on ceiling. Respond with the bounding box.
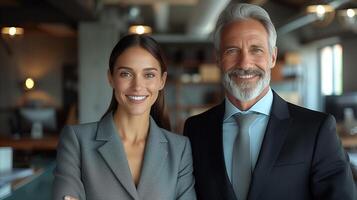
[186,0,230,37]
[102,0,198,5]
[277,0,351,35]
[46,0,97,21]
[0,7,73,25]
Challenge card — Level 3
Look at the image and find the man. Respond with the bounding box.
[183,3,356,200]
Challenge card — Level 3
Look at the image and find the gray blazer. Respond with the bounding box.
[52,113,196,200]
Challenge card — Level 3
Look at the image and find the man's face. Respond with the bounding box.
[218,19,277,102]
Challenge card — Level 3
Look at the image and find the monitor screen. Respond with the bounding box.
[325,93,357,122]
[18,107,57,134]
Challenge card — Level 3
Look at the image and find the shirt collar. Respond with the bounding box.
[224,88,273,121]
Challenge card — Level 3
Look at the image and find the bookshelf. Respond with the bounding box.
[161,42,223,133]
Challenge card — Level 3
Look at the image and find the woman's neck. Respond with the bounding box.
[113,110,150,144]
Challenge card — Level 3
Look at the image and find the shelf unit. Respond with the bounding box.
[161,42,224,133]
[271,52,303,106]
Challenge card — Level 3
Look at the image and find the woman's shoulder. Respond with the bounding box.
[159,128,190,147]
[60,121,99,139]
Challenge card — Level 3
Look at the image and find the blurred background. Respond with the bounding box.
[1,0,357,199]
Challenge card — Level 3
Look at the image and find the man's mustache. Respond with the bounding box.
[227,67,264,77]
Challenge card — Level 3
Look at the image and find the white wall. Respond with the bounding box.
[298,37,341,111]
[299,44,321,111]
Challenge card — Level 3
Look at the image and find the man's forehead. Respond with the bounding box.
[220,29,268,48]
[221,20,268,37]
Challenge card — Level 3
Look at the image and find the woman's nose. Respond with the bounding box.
[132,77,144,90]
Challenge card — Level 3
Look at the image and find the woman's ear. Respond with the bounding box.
[107,70,114,88]
[159,72,167,90]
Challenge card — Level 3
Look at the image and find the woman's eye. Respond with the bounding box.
[119,71,132,78]
[145,73,155,78]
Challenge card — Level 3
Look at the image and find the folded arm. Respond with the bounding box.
[176,138,197,200]
[52,126,86,200]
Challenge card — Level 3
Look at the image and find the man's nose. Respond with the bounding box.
[237,51,250,69]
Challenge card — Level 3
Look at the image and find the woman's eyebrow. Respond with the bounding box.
[115,66,132,71]
[143,68,159,71]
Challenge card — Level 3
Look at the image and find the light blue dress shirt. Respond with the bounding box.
[223,88,273,181]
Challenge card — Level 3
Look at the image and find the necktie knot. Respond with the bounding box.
[235,112,259,131]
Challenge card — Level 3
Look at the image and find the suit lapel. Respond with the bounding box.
[137,117,168,196]
[248,92,292,200]
[96,113,139,200]
[207,102,238,200]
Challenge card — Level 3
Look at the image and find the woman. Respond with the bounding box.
[53,34,196,200]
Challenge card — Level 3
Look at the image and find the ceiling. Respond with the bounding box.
[1,0,357,50]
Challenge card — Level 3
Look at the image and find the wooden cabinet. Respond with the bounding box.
[0,136,58,151]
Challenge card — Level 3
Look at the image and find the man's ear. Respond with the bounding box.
[107,70,114,88]
[270,47,278,69]
[159,72,167,90]
[216,50,221,66]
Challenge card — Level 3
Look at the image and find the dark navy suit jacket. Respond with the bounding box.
[184,91,356,200]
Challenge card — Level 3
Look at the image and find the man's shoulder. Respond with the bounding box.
[286,102,330,121]
[186,103,224,123]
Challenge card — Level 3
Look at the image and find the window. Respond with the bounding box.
[320,44,343,95]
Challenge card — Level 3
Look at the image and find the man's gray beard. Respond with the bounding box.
[222,68,271,102]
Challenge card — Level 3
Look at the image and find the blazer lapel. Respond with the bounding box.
[137,117,168,196]
[96,113,139,200]
[248,92,292,200]
[207,102,238,200]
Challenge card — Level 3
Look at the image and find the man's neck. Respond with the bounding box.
[227,86,270,111]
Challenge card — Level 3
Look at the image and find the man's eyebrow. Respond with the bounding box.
[250,44,264,48]
[224,45,238,48]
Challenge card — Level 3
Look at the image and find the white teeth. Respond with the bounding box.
[239,74,255,79]
[127,95,146,101]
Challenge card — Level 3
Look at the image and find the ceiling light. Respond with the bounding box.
[346,9,356,18]
[128,25,152,34]
[337,8,357,32]
[306,4,334,19]
[339,8,357,18]
[1,27,24,36]
[25,78,35,90]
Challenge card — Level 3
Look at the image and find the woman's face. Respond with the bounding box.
[108,46,167,117]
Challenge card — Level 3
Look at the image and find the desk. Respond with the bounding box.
[0,162,55,200]
[0,136,58,151]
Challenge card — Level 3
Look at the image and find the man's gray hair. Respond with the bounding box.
[213,3,277,54]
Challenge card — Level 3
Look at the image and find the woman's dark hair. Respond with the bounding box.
[103,34,171,131]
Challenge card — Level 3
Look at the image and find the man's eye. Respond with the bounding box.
[224,48,238,55]
[251,48,263,54]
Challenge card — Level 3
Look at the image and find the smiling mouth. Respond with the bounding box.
[126,95,148,101]
[229,69,262,80]
[237,74,257,79]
